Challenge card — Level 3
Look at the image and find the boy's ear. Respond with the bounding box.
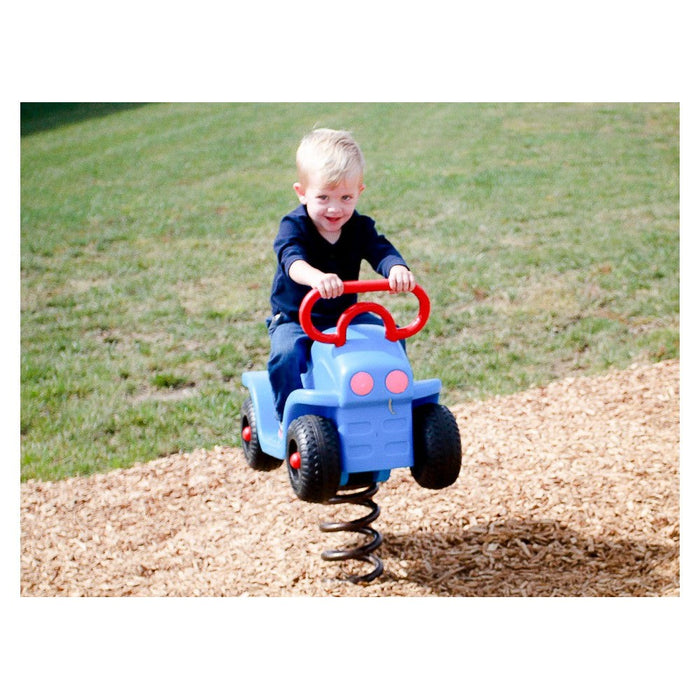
[293,182,306,203]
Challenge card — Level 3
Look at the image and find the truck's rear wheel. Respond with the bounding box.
[240,396,282,471]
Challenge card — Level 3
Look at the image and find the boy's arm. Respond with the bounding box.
[288,259,344,299]
[358,216,416,292]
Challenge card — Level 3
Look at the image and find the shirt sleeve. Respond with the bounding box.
[273,214,308,276]
[359,215,409,277]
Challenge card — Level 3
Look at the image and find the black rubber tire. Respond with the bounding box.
[286,415,342,503]
[240,396,282,471]
[411,403,462,489]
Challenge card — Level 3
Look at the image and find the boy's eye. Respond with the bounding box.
[342,195,353,201]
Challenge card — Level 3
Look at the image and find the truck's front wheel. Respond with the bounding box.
[411,403,462,489]
[286,415,341,503]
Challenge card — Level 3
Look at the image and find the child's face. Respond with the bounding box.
[294,174,365,238]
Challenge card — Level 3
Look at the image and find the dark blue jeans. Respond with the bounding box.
[266,312,385,421]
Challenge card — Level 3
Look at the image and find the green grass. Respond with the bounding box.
[20,103,679,481]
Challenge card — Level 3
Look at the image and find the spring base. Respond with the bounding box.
[319,482,384,584]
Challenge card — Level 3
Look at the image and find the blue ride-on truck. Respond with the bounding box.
[240,280,461,502]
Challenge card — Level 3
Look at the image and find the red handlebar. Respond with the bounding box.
[298,279,431,346]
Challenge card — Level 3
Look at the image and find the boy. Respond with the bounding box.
[267,128,416,421]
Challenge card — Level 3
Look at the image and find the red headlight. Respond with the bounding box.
[350,371,374,396]
[385,369,409,394]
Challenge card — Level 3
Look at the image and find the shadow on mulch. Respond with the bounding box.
[381,518,678,596]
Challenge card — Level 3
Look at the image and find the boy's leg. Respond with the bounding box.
[351,312,407,350]
[267,314,311,421]
[351,311,384,327]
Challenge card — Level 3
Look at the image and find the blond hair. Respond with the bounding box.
[296,128,365,187]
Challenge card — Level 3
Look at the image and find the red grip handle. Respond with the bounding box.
[298,279,431,346]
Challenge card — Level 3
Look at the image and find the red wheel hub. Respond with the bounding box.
[289,452,302,470]
[242,425,252,442]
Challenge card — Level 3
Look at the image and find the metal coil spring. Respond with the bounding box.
[319,483,384,584]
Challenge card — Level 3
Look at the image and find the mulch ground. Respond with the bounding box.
[20,359,679,596]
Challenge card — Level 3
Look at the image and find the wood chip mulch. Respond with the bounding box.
[20,359,679,596]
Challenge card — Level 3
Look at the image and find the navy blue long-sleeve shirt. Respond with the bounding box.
[270,204,408,325]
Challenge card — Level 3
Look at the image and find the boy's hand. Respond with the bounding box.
[314,272,344,299]
[388,265,416,293]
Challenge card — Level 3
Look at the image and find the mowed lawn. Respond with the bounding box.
[20,103,679,480]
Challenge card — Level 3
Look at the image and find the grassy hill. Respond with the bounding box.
[20,102,679,480]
